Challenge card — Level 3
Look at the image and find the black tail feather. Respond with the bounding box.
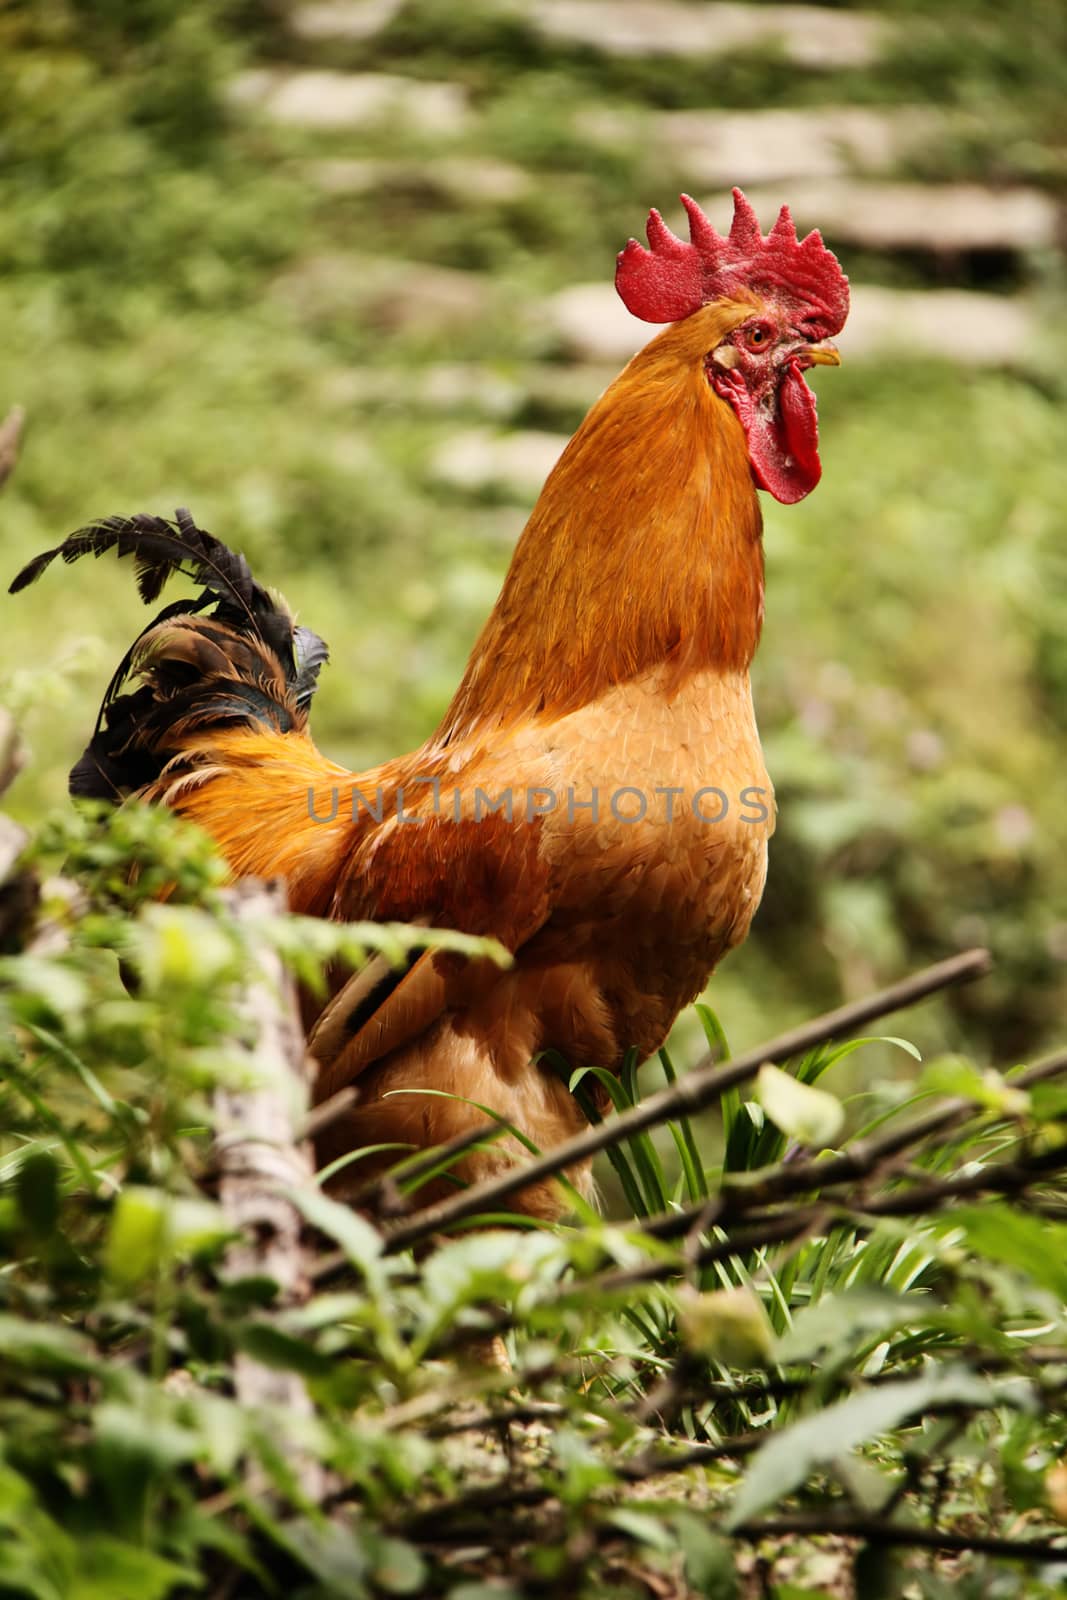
[10,510,329,802]
[13,508,250,603]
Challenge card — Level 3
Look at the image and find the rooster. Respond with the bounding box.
[12,190,847,1219]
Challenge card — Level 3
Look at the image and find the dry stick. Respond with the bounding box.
[214,878,325,1504]
[635,1349,1067,1434]
[838,1139,1067,1217]
[637,1045,1067,1245]
[599,1140,1067,1296]
[403,1499,1067,1566]
[416,1341,1067,1440]
[300,1083,359,1140]
[731,1515,1067,1563]
[308,1118,508,1282]
[362,1116,507,1208]
[668,1346,1067,1412]
[0,408,29,895]
[417,1208,829,1358]
[311,1041,1067,1291]
[383,948,992,1253]
[376,1432,769,1535]
[433,1138,1067,1345]
[391,1419,1067,1558]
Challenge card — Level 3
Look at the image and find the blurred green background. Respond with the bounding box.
[2,0,1065,1077]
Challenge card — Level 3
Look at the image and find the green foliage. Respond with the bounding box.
[0,803,1064,1593]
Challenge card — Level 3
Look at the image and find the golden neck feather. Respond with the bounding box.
[439,301,765,742]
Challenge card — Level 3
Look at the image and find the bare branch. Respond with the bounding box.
[598,1141,1067,1296]
[383,948,993,1252]
[732,1514,1067,1562]
[385,1426,1067,1564]
[637,1045,1067,1244]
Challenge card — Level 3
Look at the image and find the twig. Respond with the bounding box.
[637,1046,1067,1244]
[314,1039,1067,1290]
[425,1398,567,1437]
[423,1138,1067,1346]
[634,1346,1067,1417]
[383,949,992,1252]
[299,1083,360,1140]
[386,1420,1067,1561]
[307,1119,509,1281]
[358,1116,507,1216]
[0,708,25,800]
[599,1141,1067,1295]
[380,1431,768,1536]
[731,1514,1067,1562]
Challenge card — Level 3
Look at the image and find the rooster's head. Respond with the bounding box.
[616,189,849,505]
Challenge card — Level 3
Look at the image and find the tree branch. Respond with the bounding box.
[383,948,992,1252]
[385,1428,1067,1565]
[597,1140,1067,1296]
[731,1514,1067,1562]
[637,1046,1067,1244]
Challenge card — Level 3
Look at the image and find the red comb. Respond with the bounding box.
[616,187,849,338]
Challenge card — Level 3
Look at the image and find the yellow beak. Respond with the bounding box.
[803,340,841,367]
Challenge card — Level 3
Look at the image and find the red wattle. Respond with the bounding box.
[746,362,821,505]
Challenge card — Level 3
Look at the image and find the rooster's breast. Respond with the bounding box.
[524,665,776,1059]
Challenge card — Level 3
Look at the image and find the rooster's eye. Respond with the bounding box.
[744,323,774,352]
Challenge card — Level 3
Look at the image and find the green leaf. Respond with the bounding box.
[368,1535,427,1595]
[726,1366,997,1528]
[920,1057,1030,1116]
[0,1460,72,1600]
[265,1517,368,1592]
[187,1391,247,1476]
[92,1400,201,1480]
[722,1099,767,1173]
[853,1544,906,1600]
[755,1064,844,1148]
[0,1313,98,1374]
[678,1286,774,1368]
[169,1194,233,1252]
[0,955,89,1025]
[421,1229,561,1313]
[236,1322,332,1378]
[604,1507,677,1551]
[775,1288,928,1364]
[946,1204,1067,1302]
[551,1427,616,1504]
[833,1452,899,1514]
[15,1149,60,1234]
[70,1536,199,1600]
[800,1035,921,1082]
[570,1068,648,1217]
[448,1586,523,1600]
[131,904,240,992]
[671,1511,738,1598]
[290,1184,385,1291]
[658,1046,708,1201]
[105,1187,231,1286]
